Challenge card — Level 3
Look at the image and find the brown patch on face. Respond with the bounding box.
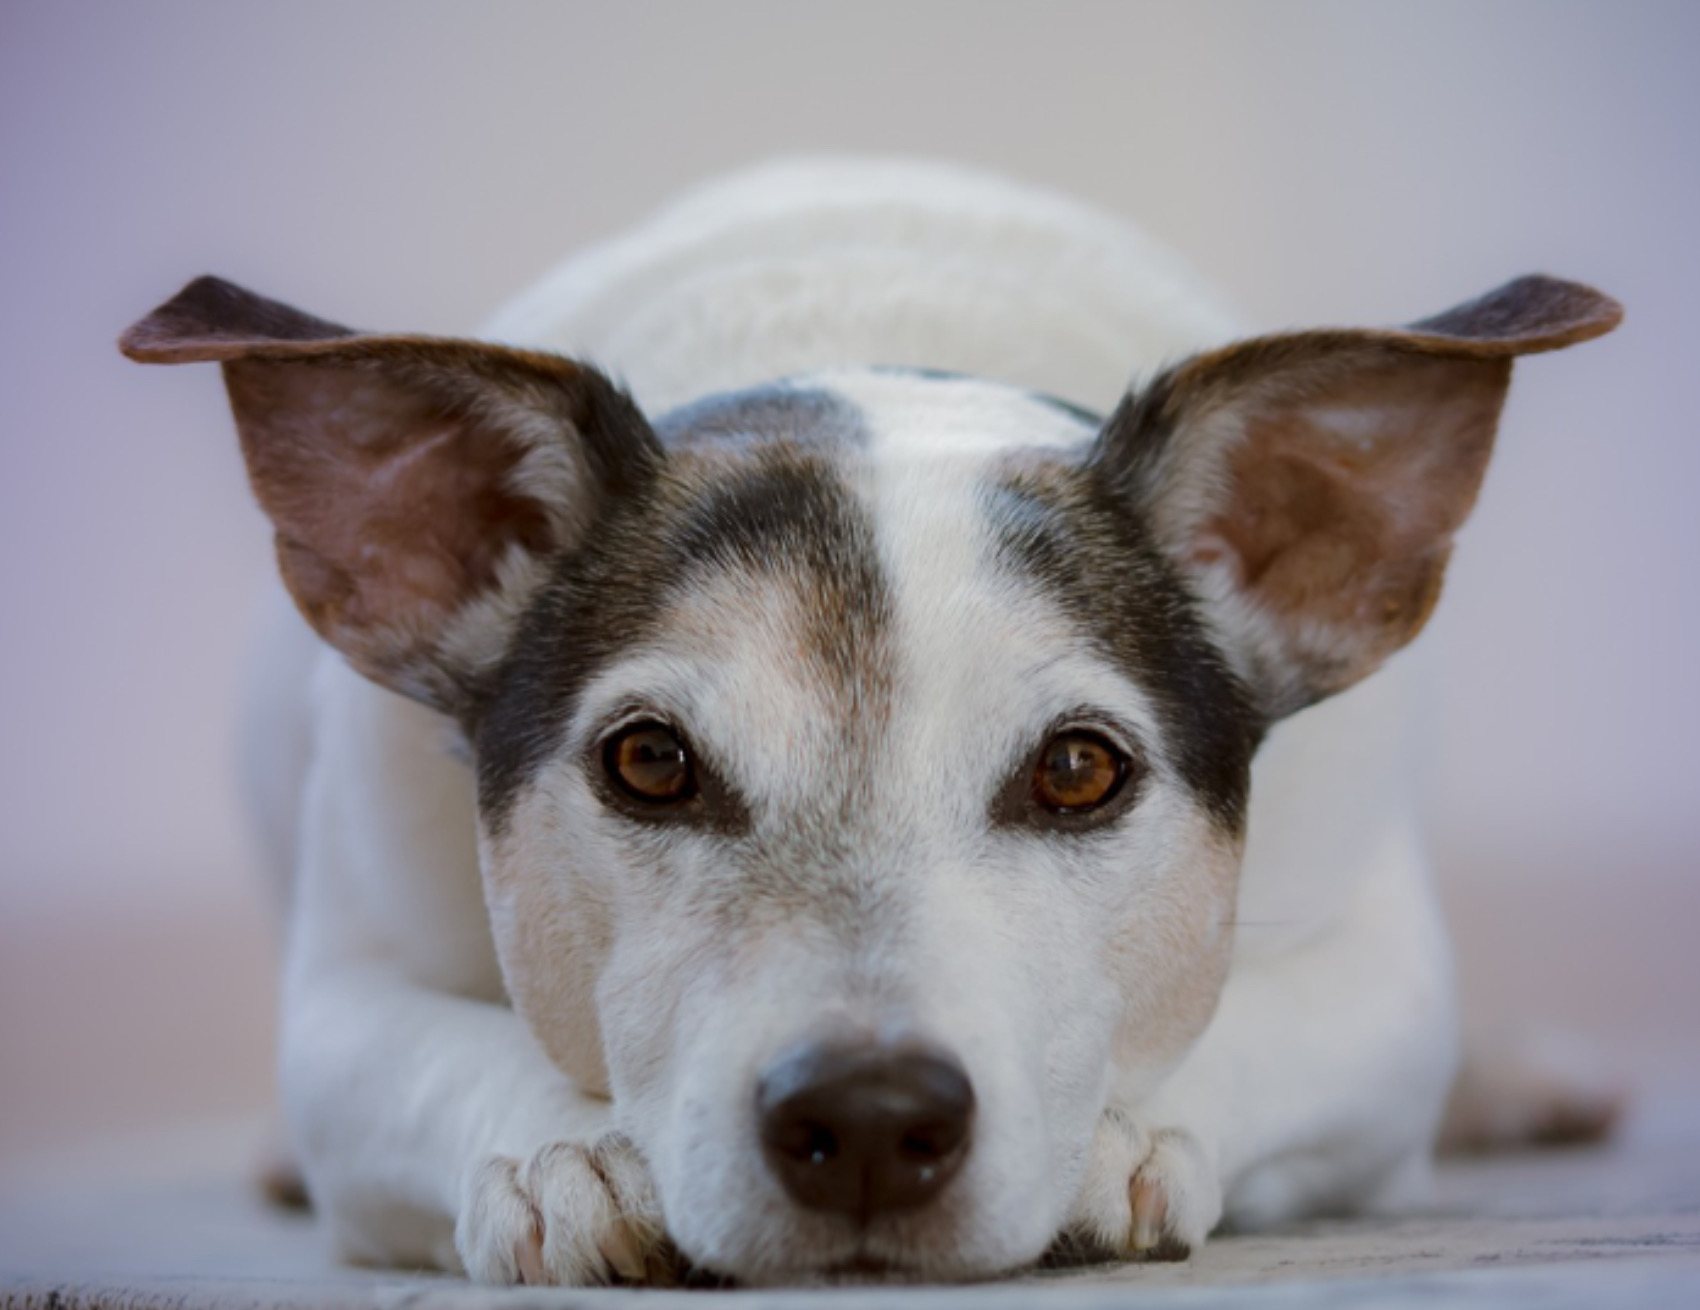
[665,442,892,725]
[481,806,616,1095]
[1106,817,1243,1087]
[120,276,661,712]
[1096,275,1621,716]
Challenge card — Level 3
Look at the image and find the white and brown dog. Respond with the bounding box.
[121,160,1621,1286]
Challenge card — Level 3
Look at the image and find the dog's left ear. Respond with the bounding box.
[1096,275,1621,719]
[121,276,661,716]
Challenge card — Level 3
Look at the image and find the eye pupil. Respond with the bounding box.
[606,723,695,803]
[1034,731,1126,813]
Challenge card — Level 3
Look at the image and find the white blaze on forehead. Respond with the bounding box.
[814,369,1092,456]
[818,370,1172,805]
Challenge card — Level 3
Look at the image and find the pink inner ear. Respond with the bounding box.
[228,358,556,684]
[1200,354,1507,680]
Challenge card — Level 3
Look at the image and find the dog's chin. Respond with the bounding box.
[661,1137,1065,1287]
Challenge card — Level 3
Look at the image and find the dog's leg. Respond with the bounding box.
[282,966,673,1283]
[280,660,670,1284]
[1069,825,1458,1255]
[459,1134,676,1285]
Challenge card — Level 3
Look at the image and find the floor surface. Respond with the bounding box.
[3,1089,1698,1309]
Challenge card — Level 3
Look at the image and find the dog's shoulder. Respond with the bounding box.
[268,634,503,998]
[1235,649,1432,962]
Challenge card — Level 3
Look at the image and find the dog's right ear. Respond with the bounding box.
[121,276,661,716]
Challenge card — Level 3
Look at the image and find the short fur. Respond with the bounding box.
[120,159,1620,1285]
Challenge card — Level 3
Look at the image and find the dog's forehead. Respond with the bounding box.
[651,382,867,450]
[475,371,1254,833]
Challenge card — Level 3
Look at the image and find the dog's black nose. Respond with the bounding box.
[756,1041,975,1220]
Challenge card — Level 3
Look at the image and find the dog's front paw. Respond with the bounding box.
[456,1132,673,1286]
[1064,1111,1221,1263]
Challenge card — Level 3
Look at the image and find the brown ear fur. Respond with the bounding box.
[121,277,660,712]
[1099,276,1622,717]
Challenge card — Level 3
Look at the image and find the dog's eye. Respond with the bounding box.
[604,722,696,804]
[1033,731,1127,813]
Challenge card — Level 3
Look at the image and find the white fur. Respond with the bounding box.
[257,159,1459,1282]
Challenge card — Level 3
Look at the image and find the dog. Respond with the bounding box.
[120,160,1621,1286]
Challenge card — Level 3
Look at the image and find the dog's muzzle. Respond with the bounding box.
[756,1040,975,1221]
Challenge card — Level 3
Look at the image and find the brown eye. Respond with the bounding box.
[1033,731,1127,813]
[604,722,695,804]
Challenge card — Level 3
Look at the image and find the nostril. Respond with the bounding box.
[770,1119,839,1166]
[756,1041,975,1220]
[899,1121,963,1160]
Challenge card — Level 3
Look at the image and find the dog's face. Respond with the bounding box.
[476,372,1256,1277]
[122,274,1618,1282]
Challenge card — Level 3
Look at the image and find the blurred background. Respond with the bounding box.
[2,0,1696,1179]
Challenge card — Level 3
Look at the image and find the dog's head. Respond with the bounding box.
[123,274,1617,1281]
